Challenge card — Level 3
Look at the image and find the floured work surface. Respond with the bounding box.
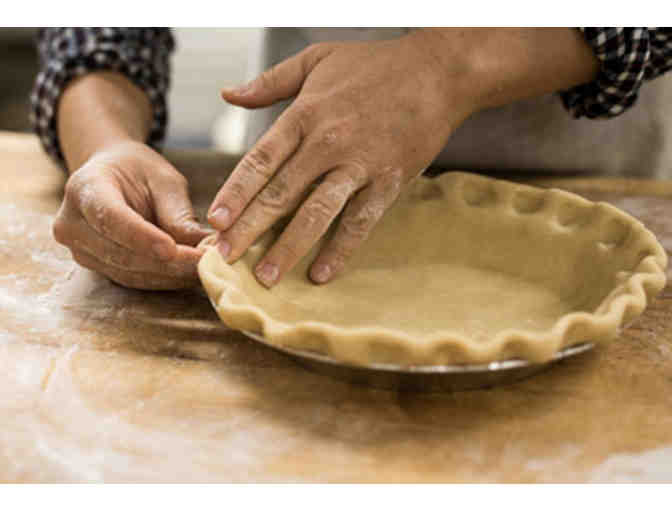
[1,131,671,482]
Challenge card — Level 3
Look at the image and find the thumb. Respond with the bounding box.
[154,179,213,247]
[221,43,332,108]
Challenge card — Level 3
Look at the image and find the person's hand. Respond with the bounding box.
[53,140,212,290]
[208,30,477,287]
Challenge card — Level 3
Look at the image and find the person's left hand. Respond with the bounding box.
[208,30,478,287]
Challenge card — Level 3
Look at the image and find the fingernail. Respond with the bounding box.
[256,262,279,287]
[153,242,174,261]
[209,207,231,229]
[223,80,254,97]
[311,263,331,283]
[218,239,231,259]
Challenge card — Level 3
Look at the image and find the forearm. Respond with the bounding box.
[31,28,175,167]
[410,28,599,115]
[57,71,152,173]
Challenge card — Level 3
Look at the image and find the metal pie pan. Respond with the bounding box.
[241,330,595,392]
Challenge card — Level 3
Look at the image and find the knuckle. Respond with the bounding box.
[342,205,380,239]
[345,159,370,185]
[325,173,358,201]
[304,196,339,225]
[292,100,317,126]
[321,128,338,146]
[314,125,345,152]
[94,206,112,237]
[71,183,110,234]
[227,180,248,204]
[63,173,88,207]
[257,177,292,212]
[241,145,275,180]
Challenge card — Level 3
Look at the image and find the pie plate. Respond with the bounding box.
[241,330,595,391]
[199,172,667,387]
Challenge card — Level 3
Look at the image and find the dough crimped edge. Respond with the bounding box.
[198,172,668,367]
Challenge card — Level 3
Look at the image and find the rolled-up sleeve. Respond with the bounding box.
[29,27,175,164]
[561,27,672,119]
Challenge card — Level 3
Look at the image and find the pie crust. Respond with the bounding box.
[198,172,667,366]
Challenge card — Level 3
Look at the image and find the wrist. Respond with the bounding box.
[57,71,152,173]
[408,28,599,115]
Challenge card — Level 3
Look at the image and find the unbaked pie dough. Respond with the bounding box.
[198,172,667,366]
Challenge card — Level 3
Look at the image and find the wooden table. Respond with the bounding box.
[1,131,671,482]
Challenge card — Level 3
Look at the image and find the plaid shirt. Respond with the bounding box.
[30,27,672,165]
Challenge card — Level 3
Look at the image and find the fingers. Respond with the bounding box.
[213,131,348,264]
[253,169,364,287]
[152,172,212,246]
[309,168,403,284]
[212,44,338,235]
[221,43,333,109]
[64,213,203,275]
[71,175,178,261]
[54,192,204,290]
[71,249,199,290]
[207,108,304,232]
[56,208,203,286]
[53,142,212,290]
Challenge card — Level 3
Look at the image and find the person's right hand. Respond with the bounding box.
[52,140,212,290]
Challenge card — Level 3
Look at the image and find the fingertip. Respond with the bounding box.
[221,81,255,100]
[255,261,279,288]
[216,237,231,261]
[310,262,332,284]
[208,207,232,231]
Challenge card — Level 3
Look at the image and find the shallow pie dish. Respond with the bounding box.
[198,172,667,368]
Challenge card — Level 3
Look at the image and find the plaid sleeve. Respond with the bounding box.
[561,27,672,119]
[29,28,175,165]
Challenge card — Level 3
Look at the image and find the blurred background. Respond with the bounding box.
[0,28,261,153]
